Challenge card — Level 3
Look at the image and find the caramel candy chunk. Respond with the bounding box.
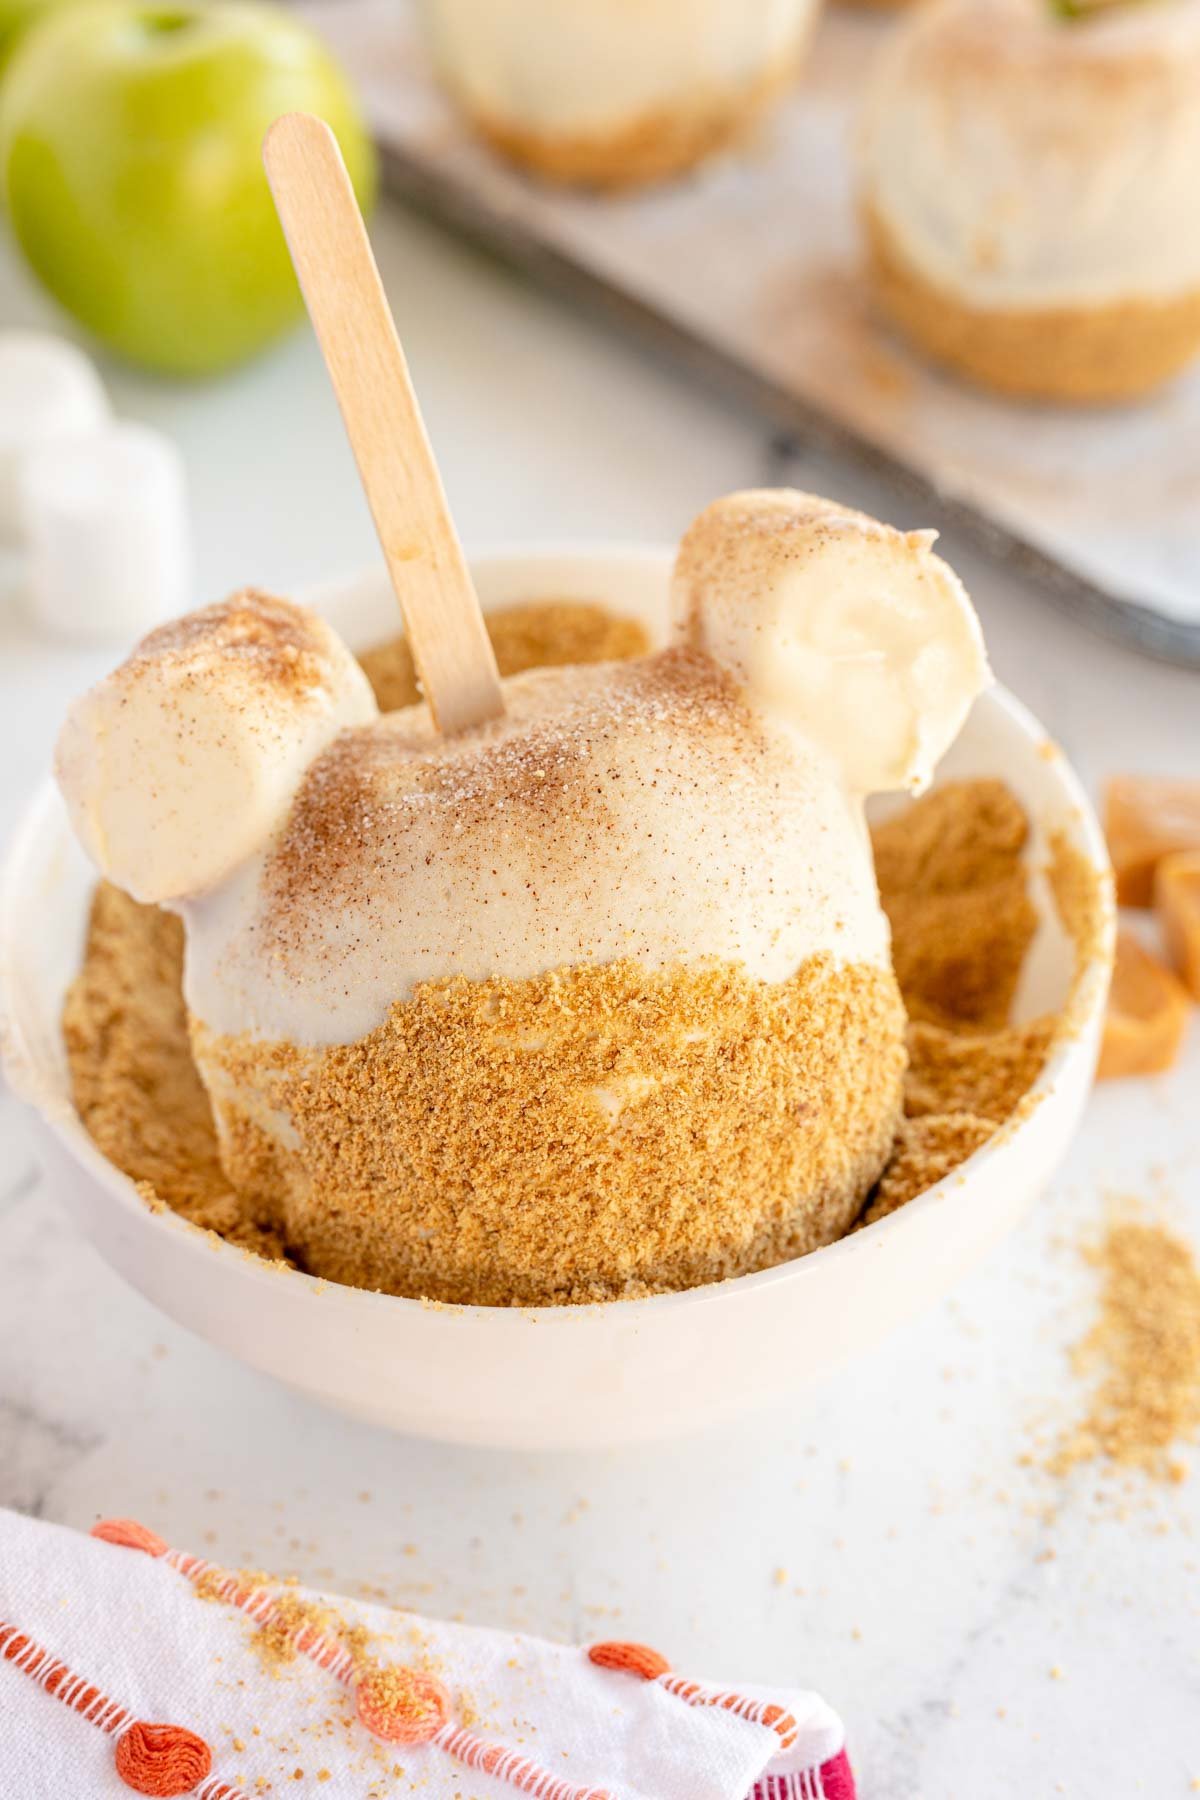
[1097,930,1191,1080]
[1155,851,1200,1001]
[1104,776,1200,907]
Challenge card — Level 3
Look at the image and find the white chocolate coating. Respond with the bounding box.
[184,650,891,1044]
[859,0,1200,310]
[419,0,813,135]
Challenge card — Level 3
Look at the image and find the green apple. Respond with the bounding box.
[0,0,376,375]
[0,0,69,73]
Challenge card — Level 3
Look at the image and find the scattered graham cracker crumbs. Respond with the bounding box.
[1156,851,1200,1000]
[62,600,1099,1289]
[195,1571,342,1676]
[1097,932,1191,1080]
[872,779,1039,1032]
[1051,1217,1200,1481]
[1104,774,1200,908]
[358,600,650,713]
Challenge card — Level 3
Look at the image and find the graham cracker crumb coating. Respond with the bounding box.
[458,51,802,190]
[195,956,905,1305]
[864,201,1200,402]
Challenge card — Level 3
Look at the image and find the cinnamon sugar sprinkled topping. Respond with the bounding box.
[263,649,754,938]
[132,590,332,703]
[186,634,890,1046]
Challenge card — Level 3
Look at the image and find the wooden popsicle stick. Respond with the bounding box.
[263,111,504,735]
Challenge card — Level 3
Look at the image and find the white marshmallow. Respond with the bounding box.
[20,422,191,641]
[55,592,379,906]
[0,332,109,543]
[672,491,989,795]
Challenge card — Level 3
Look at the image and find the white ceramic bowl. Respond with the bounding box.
[0,549,1114,1449]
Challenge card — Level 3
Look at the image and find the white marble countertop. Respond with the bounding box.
[1,199,1198,1798]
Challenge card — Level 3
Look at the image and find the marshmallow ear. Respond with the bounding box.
[55,591,378,905]
[672,490,989,795]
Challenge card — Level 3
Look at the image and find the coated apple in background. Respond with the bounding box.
[0,0,377,376]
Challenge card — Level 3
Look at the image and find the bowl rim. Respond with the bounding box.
[0,543,1116,1329]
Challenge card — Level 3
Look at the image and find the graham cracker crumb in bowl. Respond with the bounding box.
[852,780,1100,1227]
[60,597,1103,1298]
[903,1017,1055,1123]
[358,599,650,713]
[62,883,288,1263]
[872,779,1039,1032]
[860,1112,995,1225]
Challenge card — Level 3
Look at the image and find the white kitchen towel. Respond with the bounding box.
[0,1508,854,1800]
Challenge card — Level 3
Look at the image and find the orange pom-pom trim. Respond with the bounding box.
[587,1641,670,1682]
[114,1721,212,1795]
[92,1519,168,1559]
[356,1667,450,1744]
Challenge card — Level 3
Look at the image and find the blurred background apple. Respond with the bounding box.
[0,0,65,72]
[0,0,376,376]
